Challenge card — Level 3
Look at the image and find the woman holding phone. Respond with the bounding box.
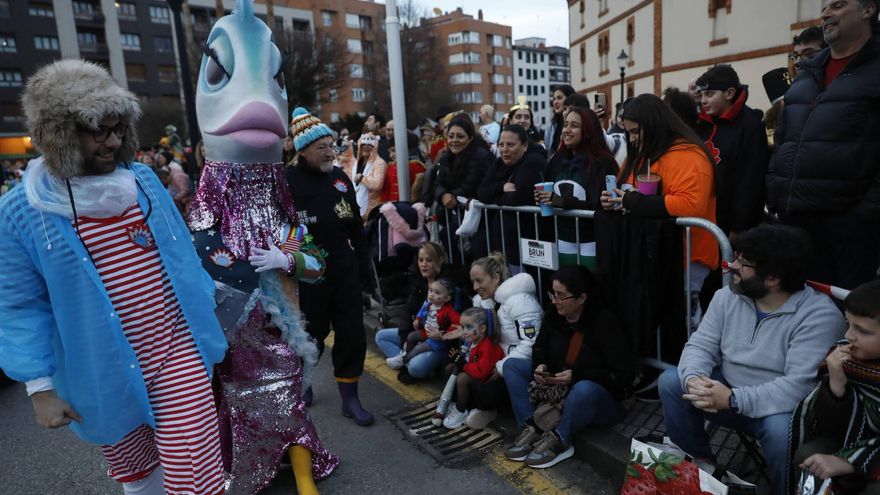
[502,265,637,469]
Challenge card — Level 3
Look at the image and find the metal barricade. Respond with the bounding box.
[458,200,734,371]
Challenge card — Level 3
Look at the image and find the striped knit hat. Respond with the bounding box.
[290,107,333,151]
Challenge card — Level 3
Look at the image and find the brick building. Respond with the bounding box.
[412,7,514,124]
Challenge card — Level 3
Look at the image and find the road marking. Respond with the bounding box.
[325,332,578,495]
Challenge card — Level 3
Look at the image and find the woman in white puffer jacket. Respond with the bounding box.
[448,253,544,430]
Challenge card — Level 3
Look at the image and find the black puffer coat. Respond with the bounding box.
[433,140,493,203]
[766,35,880,223]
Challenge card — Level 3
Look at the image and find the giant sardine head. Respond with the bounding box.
[196,0,287,164]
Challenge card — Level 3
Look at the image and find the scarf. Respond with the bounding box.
[189,159,296,260]
[25,156,137,219]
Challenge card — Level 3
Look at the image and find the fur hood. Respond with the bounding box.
[22,59,142,179]
[494,272,537,305]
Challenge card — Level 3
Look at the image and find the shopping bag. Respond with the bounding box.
[455,202,481,236]
[621,437,757,495]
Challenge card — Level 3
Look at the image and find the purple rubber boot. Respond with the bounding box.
[337,380,374,426]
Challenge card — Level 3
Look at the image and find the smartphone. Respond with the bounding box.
[594,93,607,110]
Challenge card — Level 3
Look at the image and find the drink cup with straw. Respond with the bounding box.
[637,158,660,195]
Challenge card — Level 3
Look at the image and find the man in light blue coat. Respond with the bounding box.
[659,224,846,495]
[0,60,227,494]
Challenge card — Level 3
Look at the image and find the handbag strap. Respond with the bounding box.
[565,329,584,368]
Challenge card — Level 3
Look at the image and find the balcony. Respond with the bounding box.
[74,11,105,27]
[79,42,109,58]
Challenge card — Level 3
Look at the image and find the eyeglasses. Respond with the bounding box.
[80,123,128,143]
[733,253,757,269]
[789,48,819,62]
[547,291,576,303]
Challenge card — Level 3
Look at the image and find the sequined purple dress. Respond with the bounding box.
[216,303,339,495]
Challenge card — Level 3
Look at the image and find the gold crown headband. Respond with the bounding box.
[509,95,530,112]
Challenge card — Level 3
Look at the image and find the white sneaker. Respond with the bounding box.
[442,404,468,429]
[386,351,405,370]
[465,408,498,430]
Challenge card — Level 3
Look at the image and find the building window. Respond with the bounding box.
[78,31,98,47]
[358,15,372,30]
[153,36,173,54]
[329,89,338,102]
[627,16,635,62]
[447,31,479,46]
[518,68,523,77]
[598,0,609,17]
[518,85,523,93]
[0,0,9,18]
[0,69,23,87]
[507,75,512,85]
[352,88,365,102]
[489,34,503,47]
[598,31,610,74]
[493,92,505,104]
[150,5,170,24]
[125,63,145,81]
[330,112,340,123]
[541,86,546,94]
[157,65,177,83]
[454,91,483,104]
[72,1,94,17]
[116,2,136,20]
[526,86,532,96]
[1,102,24,123]
[34,35,59,51]
[350,64,363,78]
[493,74,504,84]
[709,0,730,43]
[540,53,544,62]
[492,54,504,66]
[506,37,512,48]
[345,13,359,28]
[120,33,141,51]
[325,63,335,79]
[275,18,285,32]
[540,70,545,78]
[517,51,522,60]
[0,33,15,53]
[579,0,585,27]
[321,10,333,26]
[28,2,54,17]
[579,42,586,82]
[362,41,373,54]
[347,39,362,53]
[449,52,480,65]
[450,72,482,84]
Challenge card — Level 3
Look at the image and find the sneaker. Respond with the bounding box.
[397,368,418,385]
[504,425,542,461]
[386,351,405,370]
[465,408,498,430]
[442,404,468,429]
[524,430,574,469]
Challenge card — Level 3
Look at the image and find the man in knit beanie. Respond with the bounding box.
[285,107,375,426]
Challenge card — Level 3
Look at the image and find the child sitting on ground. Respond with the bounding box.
[790,280,880,494]
[386,279,459,369]
[443,307,505,430]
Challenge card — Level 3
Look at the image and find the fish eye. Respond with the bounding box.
[202,33,233,90]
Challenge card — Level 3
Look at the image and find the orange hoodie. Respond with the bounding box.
[621,142,719,270]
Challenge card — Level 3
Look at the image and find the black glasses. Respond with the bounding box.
[789,48,818,62]
[733,254,757,269]
[548,291,576,303]
[80,123,127,143]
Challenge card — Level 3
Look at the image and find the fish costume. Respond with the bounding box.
[188,1,338,493]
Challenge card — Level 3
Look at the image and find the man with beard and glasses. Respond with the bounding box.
[658,224,846,495]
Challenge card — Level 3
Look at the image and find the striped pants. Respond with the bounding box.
[101,330,225,495]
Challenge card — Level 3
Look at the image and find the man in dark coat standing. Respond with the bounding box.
[766,0,880,289]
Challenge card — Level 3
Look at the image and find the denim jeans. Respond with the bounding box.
[658,368,792,495]
[502,358,626,444]
[374,327,445,378]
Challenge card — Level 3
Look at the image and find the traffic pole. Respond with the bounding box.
[385,0,410,201]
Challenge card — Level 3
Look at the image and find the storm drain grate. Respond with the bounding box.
[387,399,504,467]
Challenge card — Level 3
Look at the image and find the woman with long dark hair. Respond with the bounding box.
[544,85,576,157]
[507,96,545,150]
[502,265,637,468]
[536,107,617,268]
[598,93,718,367]
[433,114,493,260]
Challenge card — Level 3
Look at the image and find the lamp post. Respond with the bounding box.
[616,49,629,106]
[166,0,201,158]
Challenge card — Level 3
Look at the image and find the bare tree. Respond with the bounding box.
[138,97,185,147]
[399,7,454,126]
[275,28,354,115]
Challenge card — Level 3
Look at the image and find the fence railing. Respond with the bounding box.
[434,200,734,370]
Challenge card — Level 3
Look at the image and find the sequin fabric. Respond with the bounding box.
[189,160,297,260]
[217,302,339,495]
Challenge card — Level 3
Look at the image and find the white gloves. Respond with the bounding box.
[248,244,293,273]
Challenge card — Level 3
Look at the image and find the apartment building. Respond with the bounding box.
[547,45,571,92]
[568,0,823,113]
[411,7,514,124]
[0,0,312,156]
[513,37,552,128]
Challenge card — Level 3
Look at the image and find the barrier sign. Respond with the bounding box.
[520,239,558,270]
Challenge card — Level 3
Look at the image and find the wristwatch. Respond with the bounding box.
[729,390,739,413]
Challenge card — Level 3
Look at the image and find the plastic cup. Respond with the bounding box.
[637,174,660,195]
[535,182,554,216]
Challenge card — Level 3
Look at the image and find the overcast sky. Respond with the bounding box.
[414,1,570,47]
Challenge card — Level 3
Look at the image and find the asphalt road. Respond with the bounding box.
[0,338,615,495]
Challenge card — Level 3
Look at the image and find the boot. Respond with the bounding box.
[336,379,374,426]
[289,445,318,495]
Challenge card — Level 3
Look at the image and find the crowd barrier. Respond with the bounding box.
[435,200,734,370]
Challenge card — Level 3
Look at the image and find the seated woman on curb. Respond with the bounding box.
[463,253,544,429]
[375,242,465,383]
[503,265,638,469]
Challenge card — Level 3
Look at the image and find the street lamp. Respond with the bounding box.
[616,49,629,106]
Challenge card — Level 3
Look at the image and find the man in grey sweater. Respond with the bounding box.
[658,224,846,495]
